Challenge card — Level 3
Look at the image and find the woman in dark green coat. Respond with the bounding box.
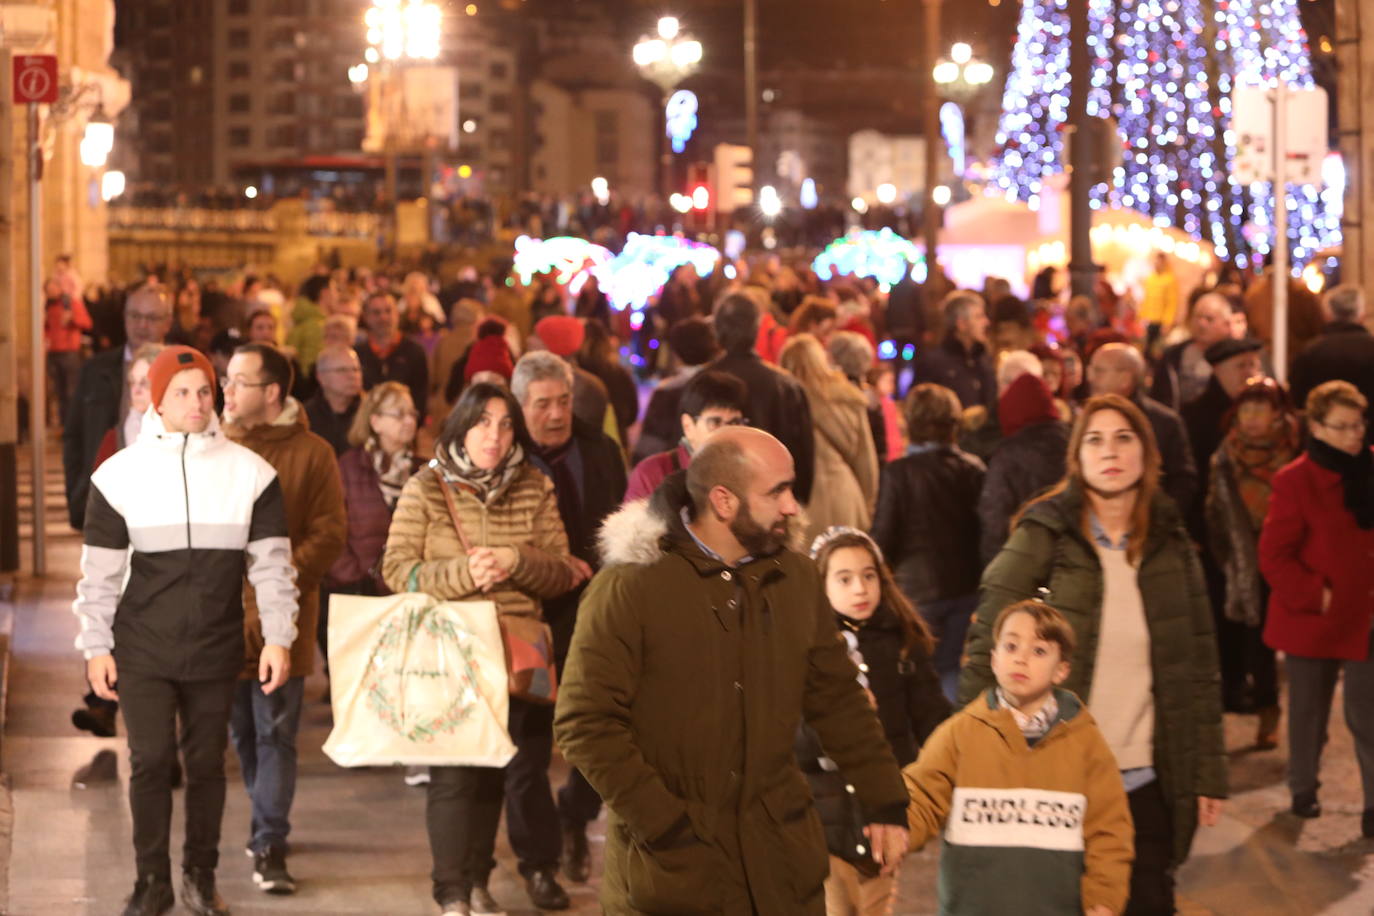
[960,394,1227,915]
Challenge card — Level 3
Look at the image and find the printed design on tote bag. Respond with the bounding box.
[361,604,488,743]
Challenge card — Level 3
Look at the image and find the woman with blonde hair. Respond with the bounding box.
[328,382,420,598]
[779,332,879,543]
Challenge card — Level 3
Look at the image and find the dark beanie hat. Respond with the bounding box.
[148,346,217,408]
[1203,337,1263,366]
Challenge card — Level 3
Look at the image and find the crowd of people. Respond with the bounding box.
[48,240,1374,916]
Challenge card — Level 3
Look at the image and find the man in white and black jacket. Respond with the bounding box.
[72,346,299,916]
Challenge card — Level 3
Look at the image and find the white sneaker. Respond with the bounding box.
[404,765,431,786]
[469,886,507,916]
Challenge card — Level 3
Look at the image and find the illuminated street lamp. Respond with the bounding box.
[634,16,703,197]
[926,42,994,271]
[933,43,995,95]
[354,0,444,246]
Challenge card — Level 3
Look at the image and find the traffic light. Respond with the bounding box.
[688,162,711,212]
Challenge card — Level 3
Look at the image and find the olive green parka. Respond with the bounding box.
[554,474,908,915]
[958,481,1227,867]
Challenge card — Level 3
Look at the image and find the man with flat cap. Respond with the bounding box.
[1182,336,1266,714]
[1182,336,1266,531]
[554,426,908,915]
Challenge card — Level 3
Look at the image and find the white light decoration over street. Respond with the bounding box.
[851,196,869,214]
[875,183,897,205]
[245,186,259,199]
[932,184,952,206]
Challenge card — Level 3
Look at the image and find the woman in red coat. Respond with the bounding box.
[1260,380,1374,833]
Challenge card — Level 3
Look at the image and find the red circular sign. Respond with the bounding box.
[13,55,58,105]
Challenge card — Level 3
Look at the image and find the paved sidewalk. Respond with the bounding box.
[6,461,1374,912]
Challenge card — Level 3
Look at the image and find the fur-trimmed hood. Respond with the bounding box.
[597,470,808,567]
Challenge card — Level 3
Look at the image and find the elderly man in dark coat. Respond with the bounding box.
[555,428,909,915]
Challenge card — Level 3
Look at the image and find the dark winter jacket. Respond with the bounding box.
[871,445,986,605]
[959,482,1227,867]
[709,351,816,503]
[356,335,429,423]
[73,412,299,681]
[534,417,628,663]
[1147,339,1190,412]
[63,345,125,530]
[912,334,997,412]
[1181,377,1235,538]
[839,606,951,765]
[795,606,950,872]
[977,420,1069,565]
[1135,391,1198,514]
[555,474,908,915]
[1290,322,1374,441]
[978,374,1069,565]
[304,391,360,458]
[327,445,400,594]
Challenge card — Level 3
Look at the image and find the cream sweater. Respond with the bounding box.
[1087,544,1155,770]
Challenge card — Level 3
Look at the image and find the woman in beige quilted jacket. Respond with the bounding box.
[382,381,581,916]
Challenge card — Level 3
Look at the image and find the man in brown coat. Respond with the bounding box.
[554,427,910,915]
[221,342,346,896]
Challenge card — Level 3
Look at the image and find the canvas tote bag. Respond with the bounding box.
[323,591,517,768]
[431,467,560,705]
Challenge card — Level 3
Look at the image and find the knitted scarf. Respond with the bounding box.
[366,440,415,510]
[1307,437,1374,530]
[1222,418,1298,531]
[996,687,1059,743]
[435,440,525,505]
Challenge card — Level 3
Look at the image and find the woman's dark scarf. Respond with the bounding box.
[1307,437,1374,530]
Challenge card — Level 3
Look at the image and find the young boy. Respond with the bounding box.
[904,599,1133,915]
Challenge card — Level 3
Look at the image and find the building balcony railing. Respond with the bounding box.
[108,204,381,239]
[107,206,277,232]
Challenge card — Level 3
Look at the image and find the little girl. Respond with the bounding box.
[802,526,952,916]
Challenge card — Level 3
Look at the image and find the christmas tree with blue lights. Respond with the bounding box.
[991,0,1340,265]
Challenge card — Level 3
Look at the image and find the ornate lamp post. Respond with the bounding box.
[633,17,703,197]
[924,40,995,280]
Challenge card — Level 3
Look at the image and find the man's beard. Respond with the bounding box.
[728,497,790,556]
